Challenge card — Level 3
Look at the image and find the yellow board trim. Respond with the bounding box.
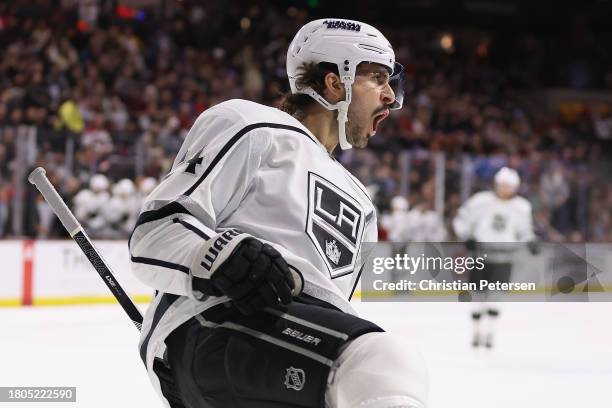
[33,295,153,306]
[0,298,22,307]
[0,295,153,307]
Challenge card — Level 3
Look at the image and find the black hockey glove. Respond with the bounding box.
[527,240,541,256]
[192,234,295,315]
[465,238,477,251]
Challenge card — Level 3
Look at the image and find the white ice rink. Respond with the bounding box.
[1,301,611,408]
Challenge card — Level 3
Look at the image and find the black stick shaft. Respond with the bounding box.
[28,167,143,331]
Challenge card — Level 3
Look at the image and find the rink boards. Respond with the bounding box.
[1,240,611,306]
[0,240,152,306]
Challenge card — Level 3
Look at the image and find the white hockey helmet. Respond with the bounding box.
[390,195,409,212]
[112,178,136,198]
[494,167,520,192]
[89,174,109,193]
[287,18,405,150]
[139,177,157,196]
[73,189,95,208]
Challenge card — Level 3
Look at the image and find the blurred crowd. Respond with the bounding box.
[0,0,610,241]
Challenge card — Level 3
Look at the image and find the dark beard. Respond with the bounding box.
[345,121,368,148]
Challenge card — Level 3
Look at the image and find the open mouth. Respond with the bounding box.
[370,109,390,136]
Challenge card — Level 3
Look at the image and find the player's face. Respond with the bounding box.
[346,63,396,148]
[495,183,516,200]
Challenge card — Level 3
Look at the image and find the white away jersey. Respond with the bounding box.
[452,190,535,243]
[129,99,377,405]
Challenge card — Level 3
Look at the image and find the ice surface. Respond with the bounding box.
[0,301,610,407]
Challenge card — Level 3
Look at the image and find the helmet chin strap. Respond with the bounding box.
[336,100,351,150]
[300,77,354,151]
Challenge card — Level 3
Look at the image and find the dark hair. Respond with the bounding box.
[278,62,338,118]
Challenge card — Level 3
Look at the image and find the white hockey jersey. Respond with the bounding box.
[380,210,410,242]
[73,189,110,238]
[129,99,378,405]
[391,208,447,243]
[453,191,534,242]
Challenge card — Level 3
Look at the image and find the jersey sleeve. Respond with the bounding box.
[128,103,271,298]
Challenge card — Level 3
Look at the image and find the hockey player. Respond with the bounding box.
[453,167,538,348]
[130,18,428,408]
[135,177,158,219]
[395,182,447,243]
[101,178,139,238]
[380,195,410,242]
[73,174,110,238]
[137,177,158,200]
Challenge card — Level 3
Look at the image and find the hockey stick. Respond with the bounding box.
[28,167,143,331]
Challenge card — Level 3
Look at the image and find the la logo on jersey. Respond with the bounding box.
[306,173,364,278]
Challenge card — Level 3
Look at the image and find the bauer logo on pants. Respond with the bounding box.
[306,172,364,278]
[284,367,306,391]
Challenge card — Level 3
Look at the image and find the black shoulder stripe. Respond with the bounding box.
[131,256,190,274]
[173,218,211,240]
[140,293,180,364]
[135,202,192,228]
[129,202,192,249]
[184,122,316,196]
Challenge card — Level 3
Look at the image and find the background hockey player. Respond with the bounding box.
[380,195,410,242]
[101,178,139,238]
[394,181,447,243]
[130,18,428,408]
[453,167,539,348]
[137,177,158,204]
[73,174,110,238]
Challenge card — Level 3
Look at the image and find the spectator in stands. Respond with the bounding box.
[540,162,572,234]
[0,184,9,237]
[0,0,610,241]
